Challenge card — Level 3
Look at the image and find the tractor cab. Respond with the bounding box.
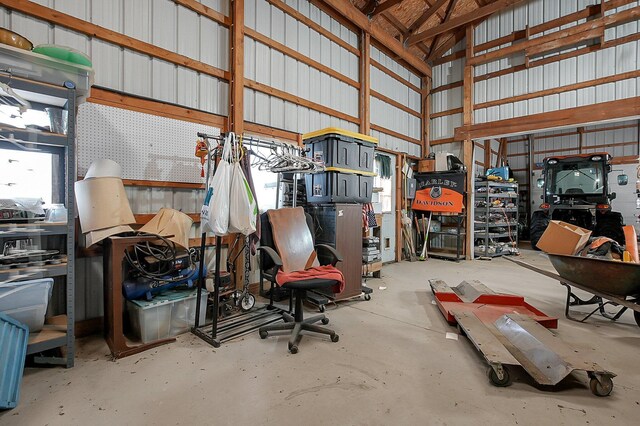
[530,153,626,248]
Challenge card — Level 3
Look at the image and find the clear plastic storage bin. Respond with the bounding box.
[0,278,53,332]
[126,289,207,344]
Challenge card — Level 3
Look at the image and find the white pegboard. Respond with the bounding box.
[77,103,220,183]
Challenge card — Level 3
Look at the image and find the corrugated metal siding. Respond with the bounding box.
[1,1,230,116]
[369,46,422,145]
[243,0,359,134]
[473,0,640,123]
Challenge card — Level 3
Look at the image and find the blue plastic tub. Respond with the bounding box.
[0,313,29,409]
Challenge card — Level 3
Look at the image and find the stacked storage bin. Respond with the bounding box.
[303,128,378,204]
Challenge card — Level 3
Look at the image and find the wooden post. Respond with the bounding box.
[463,24,475,260]
[230,0,244,136]
[484,140,491,169]
[422,76,432,158]
[360,31,371,135]
[230,0,244,289]
[395,153,404,262]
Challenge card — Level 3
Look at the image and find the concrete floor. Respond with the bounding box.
[2,249,639,425]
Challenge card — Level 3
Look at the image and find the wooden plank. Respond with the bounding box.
[430,137,456,145]
[474,69,640,111]
[318,0,432,76]
[463,24,474,261]
[244,122,299,142]
[484,140,491,168]
[371,0,406,17]
[407,0,526,45]
[371,124,423,145]
[525,26,604,58]
[431,80,464,94]
[422,76,432,157]
[122,179,204,190]
[370,59,422,93]
[173,0,231,26]
[470,6,640,66]
[395,153,403,262]
[267,0,360,56]
[406,0,449,37]
[230,0,244,135]
[245,79,359,124]
[430,107,463,119]
[611,155,640,165]
[245,28,359,89]
[430,37,466,65]
[371,89,421,118]
[425,0,462,62]
[2,0,230,81]
[88,87,227,128]
[455,97,640,140]
[361,32,371,134]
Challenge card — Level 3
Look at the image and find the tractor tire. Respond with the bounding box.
[594,212,625,245]
[529,211,550,250]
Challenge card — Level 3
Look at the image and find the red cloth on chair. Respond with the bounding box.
[276,265,345,294]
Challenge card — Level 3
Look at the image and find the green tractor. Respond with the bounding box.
[530,153,628,249]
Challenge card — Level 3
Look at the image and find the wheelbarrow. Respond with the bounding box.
[508,254,640,327]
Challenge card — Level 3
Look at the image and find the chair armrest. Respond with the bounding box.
[256,246,283,270]
[315,244,343,266]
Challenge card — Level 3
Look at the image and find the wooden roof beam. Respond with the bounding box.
[370,0,406,17]
[406,0,526,46]
[405,0,449,37]
[319,0,431,75]
[425,0,460,61]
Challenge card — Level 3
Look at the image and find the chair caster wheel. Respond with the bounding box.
[321,318,329,325]
[259,330,268,339]
[319,305,325,313]
[331,334,339,343]
[289,345,298,354]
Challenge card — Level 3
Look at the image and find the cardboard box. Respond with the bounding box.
[536,220,592,255]
[418,159,435,173]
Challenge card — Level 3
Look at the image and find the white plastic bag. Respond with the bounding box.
[201,133,233,236]
[228,139,258,235]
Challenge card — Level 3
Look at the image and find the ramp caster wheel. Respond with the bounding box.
[259,330,268,339]
[364,294,371,301]
[288,345,298,354]
[330,334,339,343]
[488,366,511,387]
[590,376,613,397]
[318,305,325,313]
[321,318,329,325]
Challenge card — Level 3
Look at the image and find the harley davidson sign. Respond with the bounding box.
[412,173,465,213]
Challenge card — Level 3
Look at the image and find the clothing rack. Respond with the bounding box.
[191,132,317,347]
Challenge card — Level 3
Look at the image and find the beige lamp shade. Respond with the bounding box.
[75,177,136,233]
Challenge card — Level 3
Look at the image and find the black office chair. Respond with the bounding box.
[257,208,342,354]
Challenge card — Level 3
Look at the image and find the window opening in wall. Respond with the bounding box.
[0,105,50,130]
[0,149,53,219]
[249,145,280,212]
[374,154,392,213]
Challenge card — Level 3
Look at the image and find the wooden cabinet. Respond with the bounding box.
[306,204,363,300]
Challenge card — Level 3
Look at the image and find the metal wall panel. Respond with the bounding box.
[370,46,422,140]
[472,0,640,124]
[2,2,229,116]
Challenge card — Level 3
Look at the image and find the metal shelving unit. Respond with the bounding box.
[426,213,466,262]
[474,181,519,258]
[0,74,78,368]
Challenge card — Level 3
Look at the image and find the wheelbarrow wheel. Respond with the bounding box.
[590,376,613,397]
[488,366,511,387]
